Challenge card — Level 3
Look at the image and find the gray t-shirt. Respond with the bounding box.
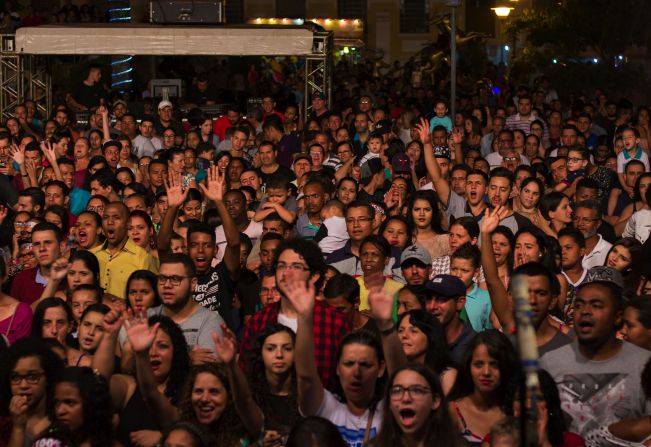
[539,341,651,445]
[148,304,224,350]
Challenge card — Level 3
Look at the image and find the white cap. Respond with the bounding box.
[157,100,173,111]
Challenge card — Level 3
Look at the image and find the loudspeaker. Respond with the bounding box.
[150,1,225,24]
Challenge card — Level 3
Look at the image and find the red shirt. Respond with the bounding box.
[11,267,46,305]
[212,116,237,141]
[239,300,351,391]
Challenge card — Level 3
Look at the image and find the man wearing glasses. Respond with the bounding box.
[148,253,225,355]
[485,129,530,170]
[239,238,350,391]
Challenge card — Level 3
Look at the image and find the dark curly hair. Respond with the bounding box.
[149,315,189,406]
[178,364,247,446]
[273,237,327,291]
[0,337,65,417]
[246,324,301,430]
[48,367,114,447]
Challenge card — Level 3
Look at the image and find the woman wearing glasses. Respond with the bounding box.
[0,337,65,447]
[370,364,464,447]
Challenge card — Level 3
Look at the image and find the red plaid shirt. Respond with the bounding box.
[239,300,351,391]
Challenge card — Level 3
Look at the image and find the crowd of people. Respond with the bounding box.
[0,57,650,447]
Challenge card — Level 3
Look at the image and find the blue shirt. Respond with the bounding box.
[464,283,492,332]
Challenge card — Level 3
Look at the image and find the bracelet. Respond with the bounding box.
[379,324,395,336]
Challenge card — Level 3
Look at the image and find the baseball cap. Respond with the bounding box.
[311,91,326,100]
[158,100,173,110]
[424,274,466,299]
[581,266,624,289]
[372,119,392,136]
[360,157,384,183]
[101,140,122,151]
[433,145,451,160]
[112,99,127,109]
[400,244,432,266]
[391,153,411,173]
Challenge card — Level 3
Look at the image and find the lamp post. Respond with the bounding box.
[446,0,461,121]
[492,5,513,65]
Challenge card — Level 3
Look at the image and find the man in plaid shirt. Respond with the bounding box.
[239,238,351,391]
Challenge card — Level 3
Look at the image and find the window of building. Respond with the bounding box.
[338,0,367,20]
[276,0,306,19]
[400,0,428,34]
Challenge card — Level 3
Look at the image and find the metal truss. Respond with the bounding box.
[0,34,51,121]
[304,31,333,119]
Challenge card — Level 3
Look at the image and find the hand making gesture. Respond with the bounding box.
[164,171,189,208]
[199,165,226,203]
[124,310,159,354]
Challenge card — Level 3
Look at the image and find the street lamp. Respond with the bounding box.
[492,4,514,64]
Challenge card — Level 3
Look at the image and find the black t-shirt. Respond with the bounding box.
[73,82,107,109]
[257,164,296,186]
[193,262,236,328]
[236,268,261,319]
[185,85,218,106]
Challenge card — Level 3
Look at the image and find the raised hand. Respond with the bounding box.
[164,171,188,208]
[368,286,394,326]
[124,311,159,353]
[49,257,70,282]
[97,105,109,118]
[481,206,507,235]
[10,144,23,165]
[279,276,317,319]
[103,305,126,336]
[212,323,238,365]
[451,127,464,145]
[199,165,226,203]
[414,117,431,144]
[40,141,56,162]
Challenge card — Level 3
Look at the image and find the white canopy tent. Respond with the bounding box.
[14,24,316,56]
[2,24,332,119]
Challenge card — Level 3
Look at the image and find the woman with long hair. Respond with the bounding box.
[93,313,191,447]
[48,366,117,446]
[396,310,457,394]
[605,237,643,295]
[479,226,514,291]
[335,177,358,206]
[540,191,573,237]
[407,190,449,260]
[463,116,482,151]
[621,297,651,351]
[371,364,464,447]
[615,172,651,237]
[448,330,518,446]
[246,324,301,443]
[0,257,32,344]
[512,177,545,226]
[128,210,159,258]
[380,215,413,251]
[36,250,100,305]
[0,337,65,446]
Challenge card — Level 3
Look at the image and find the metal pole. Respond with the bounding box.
[449,3,458,122]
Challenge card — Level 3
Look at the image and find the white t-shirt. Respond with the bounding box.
[484,151,530,170]
[277,312,298,333]
[214,219,263,262]
[307,389,384,447]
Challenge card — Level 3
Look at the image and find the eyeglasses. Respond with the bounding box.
[260,287,279,296]
[346,217,373,225]
[14,222,36,229]
[276,263,310,272]
[389,385,432,400]
[573,216,599,224]
[503,157,519,162]
[567,157,584,163]
[157,274,191,286]
[10,372,44,385]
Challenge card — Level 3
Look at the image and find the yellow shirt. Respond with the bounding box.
[90,238,159,299]
[357,276,404,312]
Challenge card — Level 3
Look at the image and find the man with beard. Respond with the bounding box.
[574,200,612,269]
[90,202,158,299]
[400,244,432,286]
[540,267,651,443]
[148,253,224,354]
